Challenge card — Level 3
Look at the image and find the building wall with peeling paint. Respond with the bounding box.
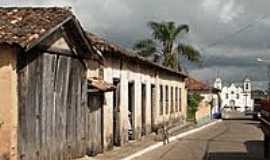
[196,93,212,122]
[99,56,187,150]
[0,47,18,160]
[196,102,211,122]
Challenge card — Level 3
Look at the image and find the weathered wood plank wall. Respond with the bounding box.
[17,51,103,160]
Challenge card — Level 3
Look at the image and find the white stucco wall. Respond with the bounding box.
[99,57,187,149]
[214,78,254,112]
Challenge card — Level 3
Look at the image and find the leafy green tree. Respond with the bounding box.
[134,21,201,71]
[187,93,203,122]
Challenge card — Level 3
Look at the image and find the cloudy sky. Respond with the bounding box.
[2,0,270,89]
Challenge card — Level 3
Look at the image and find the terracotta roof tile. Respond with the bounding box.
[88,77,115,92]
[87,33,188,78]
[186,78,220,93]
[186,78,210,91]
[0,7,72,48]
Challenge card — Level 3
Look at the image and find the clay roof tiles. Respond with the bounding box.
[0,7,72,49]
[87,33,188,78]
[186,78,220,93]
[186,78,209,91]
[88,77,115,92]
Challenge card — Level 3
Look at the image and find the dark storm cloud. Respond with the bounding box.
[2,0,270,89]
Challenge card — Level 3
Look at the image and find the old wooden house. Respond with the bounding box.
[0,7,112,160]
[87,33,188,151]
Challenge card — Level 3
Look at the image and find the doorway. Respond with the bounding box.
[229,99,236,110]
[141,84,146,136]
[151,85,155,132]
[128,82,135,140]
[113,78,120,146]
[87,92,103,155]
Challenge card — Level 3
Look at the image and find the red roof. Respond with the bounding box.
[260,100,270,113]
[186,78,209,91]
[186,78,219,92]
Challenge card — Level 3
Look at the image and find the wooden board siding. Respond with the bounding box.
[17,50,100,160]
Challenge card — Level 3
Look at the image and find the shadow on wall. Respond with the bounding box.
[0,121,3,128]
[204,140,266,160]
[0,153,10,160]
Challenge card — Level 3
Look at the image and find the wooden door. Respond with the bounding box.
[87,93,103,156]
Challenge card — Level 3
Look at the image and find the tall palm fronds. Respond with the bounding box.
[134,39,157,57]
[133,21,201,71]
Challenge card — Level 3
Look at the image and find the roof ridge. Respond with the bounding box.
[87,32,188,77]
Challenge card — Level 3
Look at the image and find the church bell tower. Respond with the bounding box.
[214,78,222,90]
[243,78,251,93]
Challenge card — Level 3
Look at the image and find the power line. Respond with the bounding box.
[196,15,270,68]
[202,15,269,52]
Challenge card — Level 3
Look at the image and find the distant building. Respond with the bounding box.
[252,89,267,100]
[186,78,221,122]
[214,77,254,112]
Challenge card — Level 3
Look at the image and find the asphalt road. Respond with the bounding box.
[134,120,266,160]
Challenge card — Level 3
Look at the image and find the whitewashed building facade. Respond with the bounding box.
[214,77,254,112]
[87,33,188,151]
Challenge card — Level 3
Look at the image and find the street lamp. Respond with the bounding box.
[257,57,264,62]
[257,57,270,63]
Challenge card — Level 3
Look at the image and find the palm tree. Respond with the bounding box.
[134,21,201,71]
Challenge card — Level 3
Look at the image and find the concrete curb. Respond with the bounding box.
[120,119,222,160]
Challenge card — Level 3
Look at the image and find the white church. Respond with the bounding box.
[214,77,254,112]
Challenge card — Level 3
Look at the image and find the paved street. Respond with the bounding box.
[134,120,266,160]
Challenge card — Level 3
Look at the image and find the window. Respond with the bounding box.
[113,78,120,112]
[141,84,146,136]
[236,94,239,99]
[179,88,182,112]
[226,93,229,99]
[159,85,163,115]
[231,91,234,94]
[170,87,174,113]
[128,82,135,140]
[165,86,169,114]
[246,83,249,90]
[175,88,178,112]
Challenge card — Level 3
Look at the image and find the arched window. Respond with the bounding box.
[226,93,229,99]
[236,94,239,99]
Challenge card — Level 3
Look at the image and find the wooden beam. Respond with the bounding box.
[73,19,103,59]
[37,46,93,60]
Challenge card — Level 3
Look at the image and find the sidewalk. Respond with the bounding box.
[77,120,219,160]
